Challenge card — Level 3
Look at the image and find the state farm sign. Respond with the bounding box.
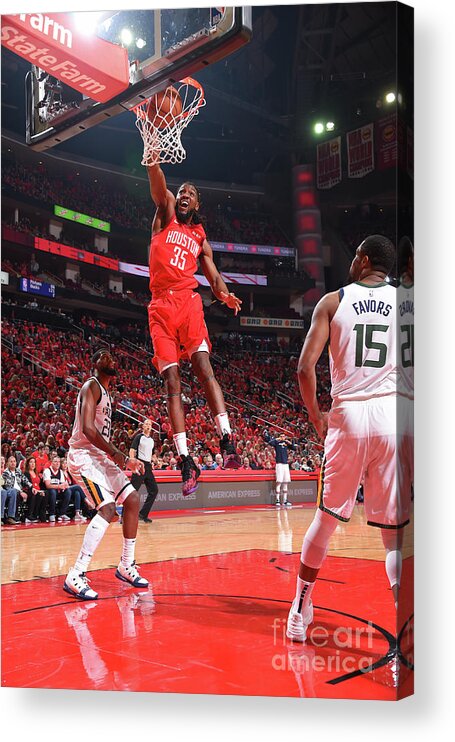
[1,13,129,103]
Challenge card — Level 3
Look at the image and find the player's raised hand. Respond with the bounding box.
[128,458,145,475]
[220,291,242,315]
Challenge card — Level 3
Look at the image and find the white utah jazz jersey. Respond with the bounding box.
[329,281,397,402]
[397,281,414,400]
[69,376,113,449]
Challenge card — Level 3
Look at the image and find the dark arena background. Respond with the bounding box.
[1,2,413,701]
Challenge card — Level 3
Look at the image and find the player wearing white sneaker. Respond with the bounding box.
[116,561,148,587]
[63,349,148,601]
[286,600,314,643]
[64,569,99,600]
[287,236,406,641]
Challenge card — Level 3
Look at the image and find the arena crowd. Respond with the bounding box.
[1,317,325,525]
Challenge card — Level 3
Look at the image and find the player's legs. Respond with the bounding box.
[381,528,404,609]
[162,364,200,496]
[275,464,283,505]
[282,483,291,507]
[65,455,148,598]
[115,489,149,588]
[122,488,140,538]
[275,480,281,506]
[163,364,186,434]
[149,298,191,470]
[191,350,240,468]
[362,397,406,610]
[190,350,226,419]
[64,501,115,600]
[282,465,291,507]
[287,509,339,642]
[287,402,366,641]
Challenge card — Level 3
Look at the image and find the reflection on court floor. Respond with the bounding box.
[1,505,413,699]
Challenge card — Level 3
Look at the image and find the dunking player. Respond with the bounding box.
[287,235,407,642]
[63,349,148,600]
[146,163,242,495]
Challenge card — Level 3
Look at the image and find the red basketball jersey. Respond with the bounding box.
[149,217,206,292]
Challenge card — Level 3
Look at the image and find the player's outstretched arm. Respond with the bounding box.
[298,292,338,438]
[146,164,176,233]
[200,240,242,315]
[80,381,144,474]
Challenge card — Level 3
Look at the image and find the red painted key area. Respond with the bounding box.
[2,549,413,699]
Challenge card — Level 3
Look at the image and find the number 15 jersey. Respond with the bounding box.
[329,281,397,402]
[149,217,206,293]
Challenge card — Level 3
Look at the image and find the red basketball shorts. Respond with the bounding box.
[148,288,212,373]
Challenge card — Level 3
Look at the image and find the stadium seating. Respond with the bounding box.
[1,318,326,499]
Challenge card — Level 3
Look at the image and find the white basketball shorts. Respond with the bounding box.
[68,446,135,510]
[276,463,291,483]
[318,395,411,529]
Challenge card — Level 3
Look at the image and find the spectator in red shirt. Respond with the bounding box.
[32,442,50,475]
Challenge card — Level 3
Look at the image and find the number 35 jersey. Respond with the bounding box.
[69,377,113,449]
[149,217,206,293]
[329,281,397,402]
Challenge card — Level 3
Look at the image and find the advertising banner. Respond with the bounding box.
[240,317,305,329]
[1,13,129,102]
[140,477,318,511]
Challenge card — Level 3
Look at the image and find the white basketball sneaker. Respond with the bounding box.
[115,561,149,588]
[63,568,98,600]
[286,599,314,642]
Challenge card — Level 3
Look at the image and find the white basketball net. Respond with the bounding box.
[134,77,206,166]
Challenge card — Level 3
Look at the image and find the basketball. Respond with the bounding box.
[146,86,183,129]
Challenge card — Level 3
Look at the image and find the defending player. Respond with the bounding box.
[63,349,148,600]
[287,235,408,642]
[146,163,242,496]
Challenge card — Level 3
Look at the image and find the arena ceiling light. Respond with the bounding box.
[385,92,396,104]
[326,121,335,131]
[136,38,146,49]
[120,28,133,46]
[72,12,104,36]
[314,122,324,134]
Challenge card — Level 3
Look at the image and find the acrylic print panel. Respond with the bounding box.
[1,0,413,703]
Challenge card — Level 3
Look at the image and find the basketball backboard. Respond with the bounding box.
[24,7,252,150]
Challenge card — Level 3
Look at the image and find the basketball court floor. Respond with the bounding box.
[1,503,414,699]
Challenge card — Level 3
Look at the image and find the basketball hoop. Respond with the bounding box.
[134,77,206,166]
